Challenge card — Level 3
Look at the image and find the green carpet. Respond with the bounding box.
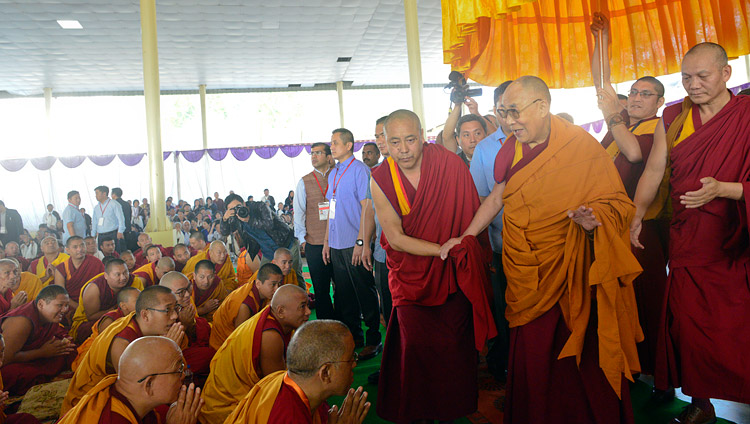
[631,380,734,424]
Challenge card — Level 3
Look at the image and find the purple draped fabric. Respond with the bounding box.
[89,155,116,166]
[581,123,592,132]
[592,120,604,133]
[353,142,365,152]
[30,156,56,170]
[0,159,28,172]
[181,150,205,163]
[254,146,278,160]
[59,156,86,168]
[207,148,228,161]
[280,145,304,158]
[231,148,252,161]
[118,153,145,166]
[304,145,312,154]
[163,151,172,160]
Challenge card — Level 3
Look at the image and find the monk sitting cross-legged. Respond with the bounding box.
[199,284,311,424]
[69,258,146,344]
[172,243,192,273]
[0,259,29,314]
[0,334,42,424]
[28,236,69,286]
[58,336,203,424]
[190,259,228,322]
[61,285,186,414]
[207,263,283,351]
[0,284,76,395]
[133,250,175,287]
[54,236,105,313]
[182,241,238,292]
[225,320,370,424]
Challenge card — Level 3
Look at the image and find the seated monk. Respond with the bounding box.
[0,259,28,315]
[54,236,105,312]
[191,259,228,322]
[133,233,171,268]
[0,285,76,395]
[69,258,146,344]
[189,232,209,256]
[72,286,140,371]
[224,320,370,424]
[61,285,186,414]
[0,334,42,424]
[58,336,203,424]
[99,237,119,260]
[84,236,102,261]
[208,263,283,351]
[133,255,175,287]
[236,247,261,286]
[172,243,192,273]
[248,247,304,290]
[182,241,238,291]
[199,285,311,424]
[120,250,137,272]
[28,236,69,286]
[6,258,43,305]
[3,242,29,272]
[159,272,215,376]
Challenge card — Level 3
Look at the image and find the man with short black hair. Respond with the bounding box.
[54,236,105,311]
[91,186,126,252]
[361,142,381,168]
[63,190,86,243]
[440,96,495,167]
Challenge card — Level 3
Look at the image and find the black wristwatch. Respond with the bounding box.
[355,239,364,246]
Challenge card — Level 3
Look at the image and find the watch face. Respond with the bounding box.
[356,239,364,246]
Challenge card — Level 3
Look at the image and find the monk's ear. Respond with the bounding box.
[657,96,665,109]
[143,376,156,396]
[318,363,333,384]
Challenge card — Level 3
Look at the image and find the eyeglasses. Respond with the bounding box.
[628,89,658,98]
[174,286,192,297]
[137,361,191,383]
[146,304,182,315]
[497,99,542,120]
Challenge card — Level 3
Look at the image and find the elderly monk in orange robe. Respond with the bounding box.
[72,286,140,371]
[225,320,370,424]
[28,236,69,286]
[190,259,228,322]
[199,285,311,424]
[236,247,261,286]
[133,255,175,288]
[159,272,215,376]
[172,243,192,273]
[0,334,42,424]
[182,241,238,291]
[440,76,642,424]
[58,336,203,424]
[248,247,305,290]
[54,236,105,312]
[208,263,283,351]
[631,43,750,424]
[0,285,77,395]
[14,271,44,305]
[61,285,186,414]
[1,259,39,310]
[69,258,146,344]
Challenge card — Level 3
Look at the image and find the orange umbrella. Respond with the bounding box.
[442,0,750,88]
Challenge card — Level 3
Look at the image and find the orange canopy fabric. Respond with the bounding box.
[442,0,750,88]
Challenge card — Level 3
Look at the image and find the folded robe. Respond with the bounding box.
[208,281,267,351]
[56,255,104,303]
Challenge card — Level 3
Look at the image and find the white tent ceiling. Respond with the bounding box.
[0,0,450,96]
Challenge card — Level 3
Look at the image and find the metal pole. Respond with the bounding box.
[403,0,426,129]
[140,0,169,240]
[336,81,345,127]
[200,84,210,197]
[175,153,182,202]
[597,31,604,89]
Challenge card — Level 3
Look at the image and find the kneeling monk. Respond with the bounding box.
[190,259,228,322]
[199,285,311,424]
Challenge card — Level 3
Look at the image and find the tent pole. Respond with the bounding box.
[200,84,210,197]
[175,153,182,204]
[336,81,345,127]
[404,0,426,129]
[140,0,171,245]
[745,54,750,82]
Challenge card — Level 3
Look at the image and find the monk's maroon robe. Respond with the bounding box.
[75,273,139,344]
[56,255,104,303]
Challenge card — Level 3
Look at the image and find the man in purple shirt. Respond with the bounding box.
[322,128,382,360]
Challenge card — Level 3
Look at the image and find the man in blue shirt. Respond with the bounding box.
[323,128,381,360]
[468,80,513,382]
[62,190,87,244]
[91,185,126,252]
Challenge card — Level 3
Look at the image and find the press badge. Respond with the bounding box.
[98,217,105,226]
[328,199,336,220]
[318,202,330,220]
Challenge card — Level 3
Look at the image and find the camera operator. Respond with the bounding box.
[221,193,303,283]
[440,95,497,168]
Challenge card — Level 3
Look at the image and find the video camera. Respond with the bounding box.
[446,71,483,104]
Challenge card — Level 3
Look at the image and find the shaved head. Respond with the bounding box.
[159,271,189,290]
[384,109,422,135]
[685,42,728,68]
[270,285,310,331]
[287,320,351,377]
[208,241,228,265]
[501,76,552,146]
[273,248,292,261]
[117,286,141,306]
[270,284,306,310]
[512,75,551,103]
[156,257,175,272]
[116,336,183,397]
[208,240,226,253]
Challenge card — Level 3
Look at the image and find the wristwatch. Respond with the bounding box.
[355,239,364,246]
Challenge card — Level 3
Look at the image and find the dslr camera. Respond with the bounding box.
[226,204,250,230]
[446,71,483,104]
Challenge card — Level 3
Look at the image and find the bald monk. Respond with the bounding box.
[159,272,215,376]
[225,320,370,424]
[120,250,137,272]
[61,285,186,414]
[208,263,283,351]
[59,336,203,424]
[172,243,192,273]
[236,247,261,286]
[28,236,69,285]
[133,255,175,287]
[440,76,641,423]
[370,110,496,423]
[70,258,146,344]
[188,231,208,255]
[190,259,228,322]
[133,233,171,268]
[631,42,750,424]
[249,247,305,290]
[0,285,76,395]
[199,285,311,424]
[54,235,105,311]
[0,334,42,424]
[182,241,238,291]
[72,286,140,371]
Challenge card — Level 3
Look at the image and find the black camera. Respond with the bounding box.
[446,71,483,104]
[233,205,250,219]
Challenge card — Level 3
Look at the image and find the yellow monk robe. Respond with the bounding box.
[224,371,328,424]
[183,251,238,292]
[199,306,290,424]
[28,253,69,286]
[189,274,228,323]
[132,262,160,287]
[71,308,126,372]
[236,248,260,287]
[248,268,307,291]
[208,281,267,351]
[14,272,44,303]
[57,375,160,424]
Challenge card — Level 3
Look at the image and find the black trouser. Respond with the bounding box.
[97,229,120,253]
[305,243,335,320]
[373,259,392,327]
[487,251,510,376]
[331,247,381,346]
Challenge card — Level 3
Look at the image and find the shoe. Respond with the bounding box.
[367,369,380,385]
[647,387,675,407]
[670,404,717,424]
[359,343,383,361]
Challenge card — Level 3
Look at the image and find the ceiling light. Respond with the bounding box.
[337,57,352,63]
[57,20,83,29]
